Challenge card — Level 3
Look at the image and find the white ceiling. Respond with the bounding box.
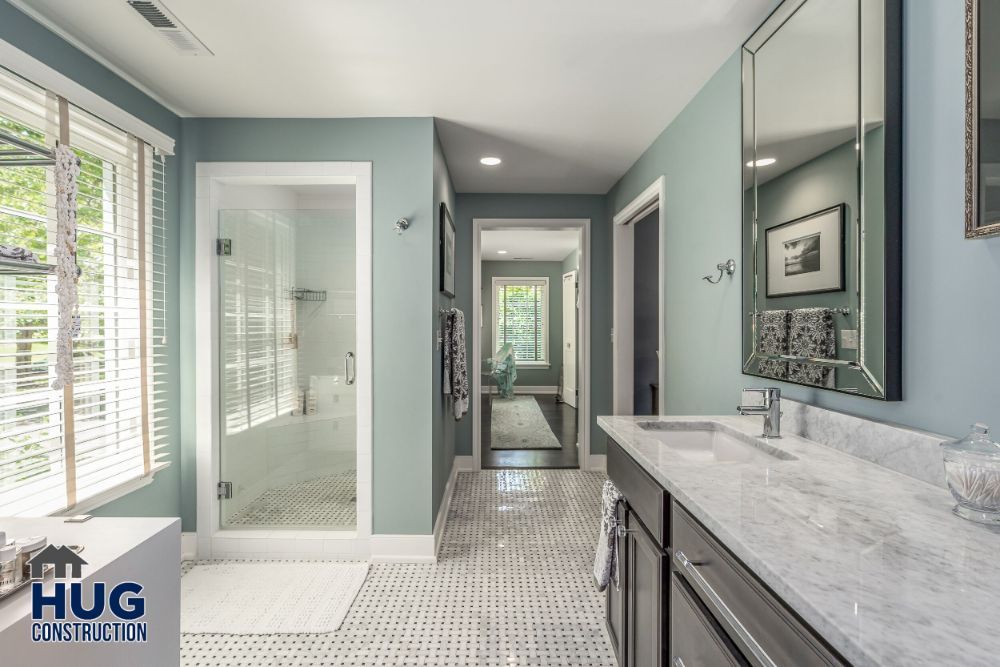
[750,0,881,182]
[481,229,579,262]
[12,0,774,194]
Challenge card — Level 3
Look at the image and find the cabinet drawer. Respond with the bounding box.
[671,503,846,667]
[607,438,668,546]
[671,574,747,667]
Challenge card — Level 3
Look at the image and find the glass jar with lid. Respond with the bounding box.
[942,423,1000,523]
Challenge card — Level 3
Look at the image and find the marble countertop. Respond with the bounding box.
[598,415,1000,667]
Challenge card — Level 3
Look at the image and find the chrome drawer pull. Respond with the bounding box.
[674,550,778,667]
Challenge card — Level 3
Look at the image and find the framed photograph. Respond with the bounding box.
[439,202,456,297]
[765,204,845,297]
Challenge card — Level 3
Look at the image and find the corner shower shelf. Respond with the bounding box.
[291,288,327,302]
[0,257,55,276]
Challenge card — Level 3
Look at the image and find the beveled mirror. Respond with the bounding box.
[741,0,902,400]
[966,0,1000,238]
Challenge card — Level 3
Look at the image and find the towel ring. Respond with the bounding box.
[703,259,736,284]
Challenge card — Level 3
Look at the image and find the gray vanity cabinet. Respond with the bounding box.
[607,437,849,667]
[606,499,626,664]
[670,575,747,666]
[607,439,669,667]
[625,509,666,667]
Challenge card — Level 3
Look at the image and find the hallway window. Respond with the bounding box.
[0,66,169,516]
[493,277,548,366]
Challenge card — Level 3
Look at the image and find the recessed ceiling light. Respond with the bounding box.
[480,156,502,166]
[746,158,777,167]
[497,250,508,254]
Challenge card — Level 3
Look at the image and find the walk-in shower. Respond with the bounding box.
[217,198,357,531]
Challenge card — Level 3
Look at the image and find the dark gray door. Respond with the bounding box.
[626,510,665,667]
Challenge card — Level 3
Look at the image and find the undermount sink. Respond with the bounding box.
[636,421,797,463]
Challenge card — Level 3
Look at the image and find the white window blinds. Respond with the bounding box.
[494,278,548,364]
[0,66,169,516]
[220,211,297,435]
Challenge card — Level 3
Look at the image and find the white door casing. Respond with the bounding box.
[562,270,578,408]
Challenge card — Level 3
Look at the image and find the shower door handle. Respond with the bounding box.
[345,352,355,386]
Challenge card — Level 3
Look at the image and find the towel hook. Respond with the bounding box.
[703,258,736,284]
[393,218,410,235]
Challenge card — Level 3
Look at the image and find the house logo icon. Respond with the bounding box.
[28,545,87,580]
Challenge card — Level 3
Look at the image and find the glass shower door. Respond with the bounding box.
[218,207,357,531]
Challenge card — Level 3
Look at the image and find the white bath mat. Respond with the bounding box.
[181,561,369,634]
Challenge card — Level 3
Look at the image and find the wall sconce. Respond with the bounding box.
[394,218,410,235]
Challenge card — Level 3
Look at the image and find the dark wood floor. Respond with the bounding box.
[481,393,579,469]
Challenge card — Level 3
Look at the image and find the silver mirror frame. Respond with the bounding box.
[740,0,903,401]
[965,0,1000,239]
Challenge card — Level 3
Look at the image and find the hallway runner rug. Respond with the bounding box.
[490,395,562,450]
[181,561,369,634]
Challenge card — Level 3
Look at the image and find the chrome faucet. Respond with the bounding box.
[737,388,782,438]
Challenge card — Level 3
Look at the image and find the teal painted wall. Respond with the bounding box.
[481,260,566,387]
[0,3,183,522]
[453,194,610,457]
[179,117,438,534]
[432,125,456,521]
[610,0,1000,440]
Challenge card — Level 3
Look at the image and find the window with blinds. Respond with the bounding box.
[0,66,169,516]
[494,277,548,365]
[219,210,297,435]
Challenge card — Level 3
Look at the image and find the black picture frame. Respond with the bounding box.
[439,202,456,297]
[764,204,846,298]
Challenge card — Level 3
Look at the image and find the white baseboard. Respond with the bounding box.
[454,455,474,471]
[589,454,607,473]
[181,532,197,561]
[369,534,436,563]
[433,455,465,557]
[480,385,558,395]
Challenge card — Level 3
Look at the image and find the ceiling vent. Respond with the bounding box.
[126,1,213,56]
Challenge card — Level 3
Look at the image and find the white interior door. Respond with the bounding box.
[562,271,578,408]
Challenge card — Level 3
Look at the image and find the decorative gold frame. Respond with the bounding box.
[966,0,1000,238]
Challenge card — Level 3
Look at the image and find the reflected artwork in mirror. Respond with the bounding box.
[966,0,1000,238]
[742,0,902,400]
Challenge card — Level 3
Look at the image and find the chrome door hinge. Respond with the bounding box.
[217,481,233,499]
[216,238,232,256]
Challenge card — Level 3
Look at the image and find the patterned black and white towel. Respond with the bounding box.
[0,245,39,263]
[788,307,836,388]
[444,308,469,420]
[757,310,790,379]
[593,480,623,592]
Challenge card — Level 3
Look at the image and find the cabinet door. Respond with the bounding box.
[671,574,747,667]
[626,510,666,667]
[606,501,627,665]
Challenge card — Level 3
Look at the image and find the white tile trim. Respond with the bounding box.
[432,456,468,558]
[369,535,437,563]
[194,162,373,557]
[181,532,197,561]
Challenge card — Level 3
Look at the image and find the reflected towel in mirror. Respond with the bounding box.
[788,307,836,388]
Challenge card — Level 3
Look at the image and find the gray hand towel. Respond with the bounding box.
[757,310,790,379]
[788,307,836,388]
[594,480,623,592]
